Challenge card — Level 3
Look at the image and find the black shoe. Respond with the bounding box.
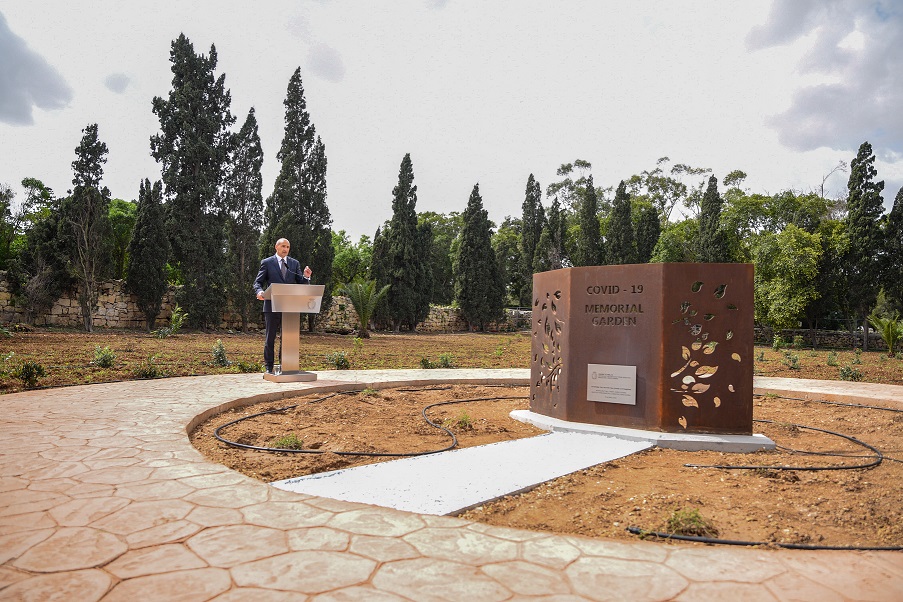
[265,366,274,375]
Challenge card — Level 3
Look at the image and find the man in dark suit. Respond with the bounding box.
[254,238,312,374]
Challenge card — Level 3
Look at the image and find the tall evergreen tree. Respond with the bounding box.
[263,68,333,330]
[883,186,903,311]
[379,154,430,330]
[224,108,264,331]
[62,123,112,332]
[844,141,886,348]
[575,174,601,266]
[519,174,544,304]
[127,179,170,331]
[606,180,636,265]
[635,201,661,263]
[369,225,390,326]
[697,175,731,262]
[151,34,234,329]
[454,184,504,330]
[535,197,566,270]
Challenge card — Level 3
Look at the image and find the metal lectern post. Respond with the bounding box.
[260,283,325,382]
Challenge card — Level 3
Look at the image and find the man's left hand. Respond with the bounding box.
[303,265,312,279]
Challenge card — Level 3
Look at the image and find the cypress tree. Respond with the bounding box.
[606,181,637,265]
[62,123,112,332]
[381,154,429,331]
[454,184,504,330]
[575,174,601,266]
[883,186,903,310]
[127,179,170,331]
[635,202,661,263]
[369,225,389,326]
[697,175,731,262]
[519,174,544,304]
[844,141,886,348]
[264,68,334,330]
[224,108,264,331]
[151,34,234,329]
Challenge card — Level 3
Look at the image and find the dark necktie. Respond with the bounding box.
[280,259,287,279]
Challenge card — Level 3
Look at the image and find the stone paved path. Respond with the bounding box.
[1,369,901,601]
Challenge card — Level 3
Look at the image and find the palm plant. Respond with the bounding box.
[868,311,902,357]
[340,280,390,338]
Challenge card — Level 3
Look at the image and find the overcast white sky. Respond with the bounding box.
[2,0,901,240]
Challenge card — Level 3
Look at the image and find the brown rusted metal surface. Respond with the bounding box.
[530,264,754,435]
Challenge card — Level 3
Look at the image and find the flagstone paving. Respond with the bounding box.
[1,369,901,601]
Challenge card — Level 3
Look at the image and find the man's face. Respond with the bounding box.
[275,240,290,258]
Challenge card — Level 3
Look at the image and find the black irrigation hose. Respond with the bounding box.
[625,526,903,551]
[765,393,903,413]
[684,419,884,471]
[213,388,528,457]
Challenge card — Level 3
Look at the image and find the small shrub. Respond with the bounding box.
[14,360,46,389]
[235,360,262,373]
[325,351,350,370]
[420,357,435,369]
[852,348,862,365]
[896,351,903,360]
[360,387,380,397]
[791,335,804,349]
[437,353,456,368]
[271,433,305,450]
[666,507,719,537]
[353,337,364,354]
[92,345,116,368]
[494,344,505,357]
[154,304,187,338]
[0,352,15,377]
[133,355,162,379]
[781,351,800,370]
[443,411,473,430]
[0,325,11,337]
[839,365,862,382]
[211,339,231,367]
[772,335,786,351]
[756,350,766,362]
[826,351,838,367]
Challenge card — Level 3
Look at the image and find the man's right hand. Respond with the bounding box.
[256,292,264,300]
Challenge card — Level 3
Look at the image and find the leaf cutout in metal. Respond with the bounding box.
[691,383,710,393]
[690,324,702,336]
[696,365,718,378]
[727,303,738,310]
[682,346,691,360]
[726,330,733,340]
[703,341,718,354]
[714,396,721,407]
[704,313,715,321]
[554,290,562,299]
[690,360,699,367]
[728,384,735,392]
[691,281,703,292]
[682,375,695,384]
[682,395,698,408]
[681,301,691,314]
[678,416,687,428]
[714,284,727,298]
[732,353,741,362]
[691,341,703,350]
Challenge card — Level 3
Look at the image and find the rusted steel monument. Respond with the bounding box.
[530,263,754,435]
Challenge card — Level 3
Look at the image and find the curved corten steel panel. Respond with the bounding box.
[530,264,753,435]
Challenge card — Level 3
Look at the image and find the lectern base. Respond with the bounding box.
[263,370,317,383]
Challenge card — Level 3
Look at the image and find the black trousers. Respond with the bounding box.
[263,311,282,369]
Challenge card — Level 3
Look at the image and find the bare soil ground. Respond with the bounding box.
[192,383,903,549]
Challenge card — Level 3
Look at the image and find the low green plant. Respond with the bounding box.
[868,311,902,357]
[325,351,350,370]
[826,351,838,367]
[444,410,473,430]
[839,365,862,382]
[133,354,162,379]
[271,433,305,450]
[360,387,380,397]
[353,337,364,354]
[211,339,231,367]
[339,280,390,338]
[1,351,15,377]
[756,350,766,362]
[781,351,800,370]
[14,360,46,389]
[420,357,435,369]
[791,335,804,349]
[235,360,262,373]
[772,335,786,351]
[852,348,862,365]
[896,351,903,360]
[0,325,11,337]
[153,304,187,338]
[92,345,116,368]
[494,344,505,357]
[437,353,456,368]
[666,507,719,537]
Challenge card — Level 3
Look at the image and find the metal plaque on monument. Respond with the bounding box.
[530,263,754,434]
[261,283,325,383]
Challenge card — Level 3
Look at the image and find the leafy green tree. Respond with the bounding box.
[697,175,730,262]
[0,184,14,270]
[882,186,903,311]
[340,280,390,338]
[418,211,461,304]
[634,201,660,263]
[843,141,885,349]
[108,199,137,279]
[650,219,698,263]
[151,33,234,329]
[753,224,823,333]
[544,197,567,269]
[803,219,848,339]
[263,68,333,330]
[454,184,504,330]
[331,230,372,293]
[626,157,711,222]
[606,181,636,265]
[62,123,112,332]
[492,217,524,305]
[519,174,544,305]
[127,179,170,331]
[223,108,263,331]
[575,174,601,266]
[379,154,431,331]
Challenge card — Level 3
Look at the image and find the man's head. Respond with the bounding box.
[274,238,290,258]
